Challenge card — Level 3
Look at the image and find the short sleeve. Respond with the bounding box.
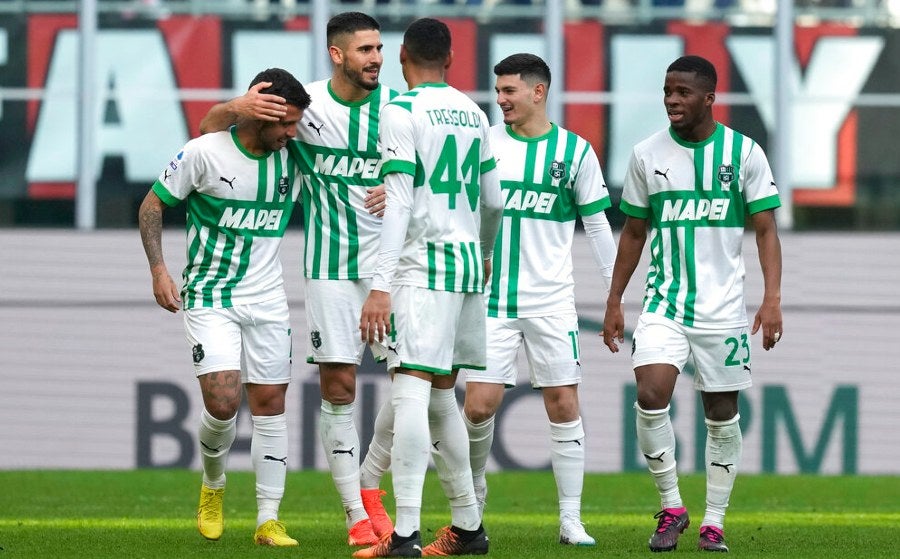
[742,142,781,215]
[153,139,204,206]
[619,148,650,219]
[572,142,611,216]
[379,102,417,178]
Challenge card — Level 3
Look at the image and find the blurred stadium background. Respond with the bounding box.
[1,0,898,475]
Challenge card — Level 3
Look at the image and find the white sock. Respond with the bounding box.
[635,404,683,510]
[251,413,287,526]
[429,387,480,531]
[549,417,585,521]
[360,396,394,490]
[703,414,742,529]
[199,409,236,489]
[319,401,366,525]
[464,414,495,510]
[391,374,432,537]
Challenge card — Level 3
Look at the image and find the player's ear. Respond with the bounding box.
[533,82,547,104]
[445,50,453,71]
[328,44,343,66]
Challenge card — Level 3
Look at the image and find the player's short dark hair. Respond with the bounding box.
[403,18,451,68]
[327,11,380,46]
[667,55,717,92]
[493,53,551,89]
[249,68,311,111]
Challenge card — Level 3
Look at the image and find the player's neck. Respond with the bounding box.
[329,74,373,104]
[511,117,551,139]
[675,117,717,143]
[405,67,445,90]
[235,125,266,156]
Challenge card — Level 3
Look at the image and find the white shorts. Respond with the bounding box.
[465,314,582,388]
[183,297,292,385]
[305,277,372,365]
[632,313,752,392]
[375,285,486,376]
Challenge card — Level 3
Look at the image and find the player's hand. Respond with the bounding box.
[151,268,181,313]
[752,298,783,351]
[365,185,387,217]
[482,258,492,287]
[233,81,286,122]
[359,290,391,344]
[602,302,625,353]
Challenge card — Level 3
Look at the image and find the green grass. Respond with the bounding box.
[0,470,897,558]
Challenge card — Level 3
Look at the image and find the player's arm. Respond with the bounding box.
[478,122,502,280]
[138,189,181,313]
[478,166,502,287]
[359,170,413,344]
[582,211,616,292]
[602,148,648,352]
[750,209,783,351]
[602,216,647,353]
[199,81,287,134]
[360,103,416,343]
[479,166,502,259]
[574,142,616,292]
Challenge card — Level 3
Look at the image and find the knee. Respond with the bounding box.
[464,399,498,424]
[205,401,239,421]
[704,401,738,422]
[322,386,355,406]
[320,365,357,405]
[543,387,580,423]
[701,391,739,421]
[636,386,671,411]
[248,385,287,416]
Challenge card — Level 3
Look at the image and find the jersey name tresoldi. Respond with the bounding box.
[380,82,496,293]
[487,124,611,318]
[153,127,301,309]
[293,79,398,280]
[620,123,781,327]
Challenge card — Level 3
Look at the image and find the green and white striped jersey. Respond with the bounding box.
[377,82,498,293]
[153,127,301,309]
[487,123,611,318]
[292,79,398,280]
[620,123,781,328]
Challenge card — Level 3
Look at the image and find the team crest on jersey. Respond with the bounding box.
[278,176,289,195]
[549,160,568,180]
[718,164,735,190]
[310,331,322,349]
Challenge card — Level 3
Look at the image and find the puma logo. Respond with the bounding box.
[264,455,287,465]
[711,461,733,473]
[644,452,665,463]
[163,168,171,181]
[219,176,236,189]
[307,121,325,136]
[432,441,440,451]
[558,439,582,446]
[654,168,670,180]
[386,146,398,156]
[200,441,223,452]
[332,447,355,457]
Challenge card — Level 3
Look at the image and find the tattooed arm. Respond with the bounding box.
[138,190,181,313]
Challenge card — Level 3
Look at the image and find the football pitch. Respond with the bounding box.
[0,470,897,558]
